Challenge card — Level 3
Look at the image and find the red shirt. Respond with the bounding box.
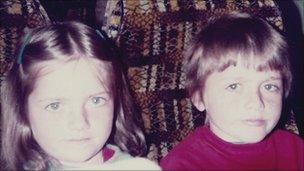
[160,126,304,170]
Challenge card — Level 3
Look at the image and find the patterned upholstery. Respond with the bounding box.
[0,0,49,168]
[0,0,300,163]
[0,0,50,79]
[0,0,96,79]
[104,0,299,161]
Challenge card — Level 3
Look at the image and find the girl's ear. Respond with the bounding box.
[191,91,205,111]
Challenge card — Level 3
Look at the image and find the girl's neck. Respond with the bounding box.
[57,151,103,169]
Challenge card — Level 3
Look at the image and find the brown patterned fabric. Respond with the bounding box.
[105,0,299,161]
[0,0,49,168]
[40,0,97,27]
[0,0,299,163]
[0,0,50,78]
[0,0,98,81]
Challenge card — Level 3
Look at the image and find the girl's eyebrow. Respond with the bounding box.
[88,91,110,98]
[37,91,111,102]
[38,98,65,103]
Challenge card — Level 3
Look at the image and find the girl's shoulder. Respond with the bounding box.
[104,156,161,170]
[104,144,161,170]
[104,144,131,163]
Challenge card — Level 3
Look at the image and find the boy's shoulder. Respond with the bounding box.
[272,129,303,141]
[171,125,207,149]
[160,126,207,169]
[160,126,208,159]
[271,129,304,145]
[270,129,304,169]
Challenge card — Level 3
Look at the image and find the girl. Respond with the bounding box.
[1,22,160,170]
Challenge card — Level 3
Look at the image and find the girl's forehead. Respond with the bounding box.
[32,57,112,79]
[29,58,114,99]
[30,58,113,88]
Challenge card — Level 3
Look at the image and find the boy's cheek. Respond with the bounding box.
[213,93,242,107]
[263,94,283,109]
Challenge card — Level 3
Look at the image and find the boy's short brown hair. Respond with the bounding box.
[185,12,292,99]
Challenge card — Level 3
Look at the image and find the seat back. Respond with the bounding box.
[104,0,299,161]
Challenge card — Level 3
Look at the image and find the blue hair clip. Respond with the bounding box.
[95,29,106,40]
[17,34,31,64]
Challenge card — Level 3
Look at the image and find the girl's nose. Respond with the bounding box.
[67,106,90,130]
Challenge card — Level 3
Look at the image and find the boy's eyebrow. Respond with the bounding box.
[219,75,282,83]
[265,76,282,81]
[219,76,246,82]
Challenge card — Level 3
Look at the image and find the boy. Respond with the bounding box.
[160,12,303,170]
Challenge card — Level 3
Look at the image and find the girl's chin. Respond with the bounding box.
[55,151,103,168]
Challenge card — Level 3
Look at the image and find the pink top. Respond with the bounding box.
[161,125,304,170]
[102,146,115,162]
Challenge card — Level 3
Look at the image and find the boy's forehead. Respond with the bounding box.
[214,52,282,72]
[211,64,282,81]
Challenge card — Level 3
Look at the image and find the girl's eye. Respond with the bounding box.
[226,83,240,91]
[264,84,280,92]
[45,102,61,111]
[90,97,106,106]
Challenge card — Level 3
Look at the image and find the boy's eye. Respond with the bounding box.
[226,83,240,91]
[45,102,61,111]
[264,84,280,92]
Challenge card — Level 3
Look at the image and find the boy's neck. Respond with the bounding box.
[209,123,244,144]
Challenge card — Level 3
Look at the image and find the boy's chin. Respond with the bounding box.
[216,129,268,144]
[233,126,272,144]
[224,131,268,144]
[238,134,267,144]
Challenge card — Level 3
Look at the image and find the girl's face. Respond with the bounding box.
[193,64,283,144]
[27,58,114,167]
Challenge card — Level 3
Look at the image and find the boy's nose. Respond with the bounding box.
[67,106,90,130]
[245,90,265,112]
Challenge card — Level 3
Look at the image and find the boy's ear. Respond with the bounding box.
[191,91,205,111]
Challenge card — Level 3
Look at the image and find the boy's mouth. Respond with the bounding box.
[243,119,266,127]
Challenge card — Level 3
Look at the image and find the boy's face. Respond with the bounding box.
[193,65,283,144]
[28,58,114,167]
